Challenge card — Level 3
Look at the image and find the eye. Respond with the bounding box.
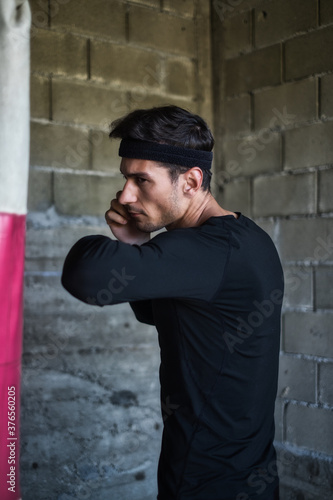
[136,177,147,184]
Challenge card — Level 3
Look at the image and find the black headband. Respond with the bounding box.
[118,139,213,170]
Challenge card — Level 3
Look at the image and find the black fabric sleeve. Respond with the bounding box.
[61,230,229,307]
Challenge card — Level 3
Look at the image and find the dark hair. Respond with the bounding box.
[109,105,214,191]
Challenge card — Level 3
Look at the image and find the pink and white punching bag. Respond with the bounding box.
[0,1,31,499]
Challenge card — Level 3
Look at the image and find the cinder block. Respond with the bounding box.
[24,274,75,316]
[29,0,48,17]
[24,276,152,348]
[129,0,160,7]
[163,0,195,17]
[283,265,313,309]
[211,0,261,23]
[165,58,195,96]
[31,74,49,119]
[223,132,281,177]
[223,11,251,59]
[23,306,155,355]
[217,178,251,216]
[195,0,213,123]
[314,267,333,309]
[225,45,281,97]
[284,121,333,170]
[129,5,195,57]
[54,172,124,216]
[224,94,251,135]
[253,172,316,217]
[30,122,90,169]
[320,0,333,25]
[51,0,126,41]
[319,362,333,405]
[277,444,333,497]
[254,0,316,48]
[283,311,333,358]
[274,397,284,442]
[127,92,194,114]
[31,29,87,78]
[91,132,120,173]
[254,79,317,131]
[25,225,110,272]
[319,168,333,213]
[278,218,333,263]
[91,41,162,89]
[52,80,128,126]
[285,25,333,81]
[279,484,321,499]
[286,403,333,455]
[321,74,333,119]
[29,0,49,32]
[27,168,53,212]
[253,219,276,242]
[278,355,316,402]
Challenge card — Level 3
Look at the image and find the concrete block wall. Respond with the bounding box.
[23,1,212,499]
[28,0,212,216]
[212,0,333,498]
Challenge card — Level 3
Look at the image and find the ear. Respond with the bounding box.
[182,167,203,195]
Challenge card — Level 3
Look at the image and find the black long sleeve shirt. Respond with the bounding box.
[62,214,283,500]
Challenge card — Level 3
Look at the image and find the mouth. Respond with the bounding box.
[128,210,144,218]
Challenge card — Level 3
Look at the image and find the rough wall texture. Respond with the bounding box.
[22,1,212,499]
[211,0,333,498]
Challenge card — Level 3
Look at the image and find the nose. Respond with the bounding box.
[118,179,137,205]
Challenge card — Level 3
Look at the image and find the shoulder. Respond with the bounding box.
[143,221,232,258]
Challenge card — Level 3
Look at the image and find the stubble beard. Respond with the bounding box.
[133,188,181,233]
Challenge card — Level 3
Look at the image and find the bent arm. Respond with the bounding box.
[61,231,227,307]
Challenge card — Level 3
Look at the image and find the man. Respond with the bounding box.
[62,105,283,500]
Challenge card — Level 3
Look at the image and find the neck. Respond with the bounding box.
[166,192,237,231]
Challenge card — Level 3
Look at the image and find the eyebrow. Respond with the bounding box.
[120,170,152,180]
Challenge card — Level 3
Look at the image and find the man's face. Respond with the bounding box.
[118,158,185,233]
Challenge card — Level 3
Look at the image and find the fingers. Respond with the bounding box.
[105,197,128,226]
[105,209,127,226]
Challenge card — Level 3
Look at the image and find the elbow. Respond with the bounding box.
[61,264,101,306]
[61,261,87,304]
[61,235,128,307]
[61,239,100,306]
